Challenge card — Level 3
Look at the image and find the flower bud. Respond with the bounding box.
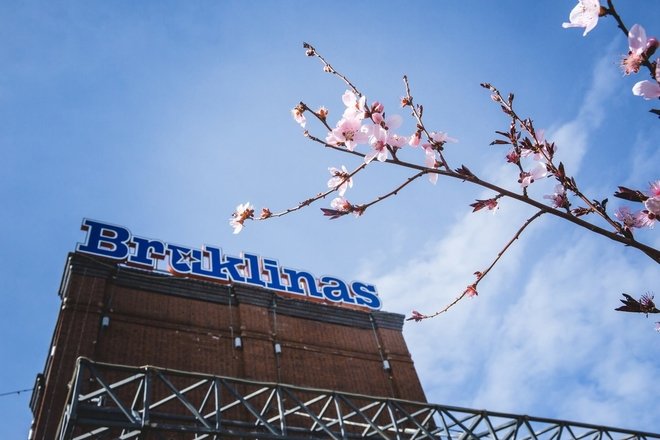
[465,285,478,298]
[506,150,520,164]
[371,101,384,113]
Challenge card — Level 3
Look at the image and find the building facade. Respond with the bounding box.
[29,251,426,439]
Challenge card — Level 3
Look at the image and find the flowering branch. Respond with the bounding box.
[233,162,368,228]
[603,0,655,76]
[234,1,659,326]
[484,84,625,235]
[402,75,450,171]
[408,210,546,322]
[302,113,660,263]
[563,1,659,107]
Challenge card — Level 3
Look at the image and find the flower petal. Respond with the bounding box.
[628,24,647,54]
[632,80,660,100]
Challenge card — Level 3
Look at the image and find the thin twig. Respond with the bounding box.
[409,210,545,321]
[403,75,451,171]
[358,171,427,214]
[605,0,629,35]
[300,102,333,132]
[258,162,367,219]
[303,42,362,97]
[473,210,545,290]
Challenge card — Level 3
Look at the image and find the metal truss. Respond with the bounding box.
[57,358,659,440]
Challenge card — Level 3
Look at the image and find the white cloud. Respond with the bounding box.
[368,209,659,431]
[359,48,660,433]
[628,133,660,190]
[365,200,538,402]
[469,236,659,428]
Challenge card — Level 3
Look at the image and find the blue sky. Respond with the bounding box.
[1,1,659,437]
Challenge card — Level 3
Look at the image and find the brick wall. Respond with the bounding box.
[29,253,427,439]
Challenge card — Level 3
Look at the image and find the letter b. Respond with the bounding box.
[77,219,130,260]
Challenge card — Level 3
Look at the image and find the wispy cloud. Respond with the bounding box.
[469,236,659,429]
[359,52,660,432]
[368,206,659,431]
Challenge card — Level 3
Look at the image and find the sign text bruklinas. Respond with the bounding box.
[76,219,381,310]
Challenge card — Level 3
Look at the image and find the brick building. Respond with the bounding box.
[29,250,426,439]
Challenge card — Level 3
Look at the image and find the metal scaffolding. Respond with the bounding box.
[57,358,659,440]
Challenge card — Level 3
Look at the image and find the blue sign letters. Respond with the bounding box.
[76,219,382,311]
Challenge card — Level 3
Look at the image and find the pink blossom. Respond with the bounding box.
[230,202,254,234]
[383,114,403,131]
[317,106,329,120]
[520,145,540,160]
[366,111,402,131]
[291,106,306,128]
[629,24,650,56]
[331,197,351,212]
[430,131,458,145]
[506,149,520,163]
[341,90,366,120]
[632,59,660,99]
[364,115,404,164]
[562,0,601,36]
[365,126,389,164]
[259,208,272,219]
[642,181,660,220]
[650,180,660,198]
[519,162,548,188]
[636,210,656,228]
[615,206,646,231]
[645,196,660,216]
[621,24,656,75]
[367,102,404,131]
[327,165,353,196]
[326,117,369,151]
[521,129,556,161]
[544,184,569,209]
[409,131,421,147]
[419,132,455,184]
[423,147,439,185]
[465,285,478,298]
[388,133,408,149]
[328,197,363,217]
[370,101,385,124]
[409,310,425,322]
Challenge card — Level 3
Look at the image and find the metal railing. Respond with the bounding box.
[57,358,660,440]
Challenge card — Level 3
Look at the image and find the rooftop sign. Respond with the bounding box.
[76,219,381,310]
